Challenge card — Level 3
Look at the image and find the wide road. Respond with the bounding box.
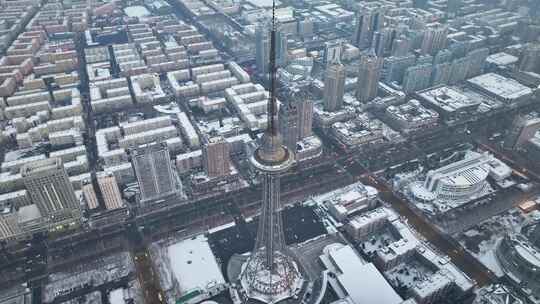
[3,101,534,288]
[137,159,355,239]
[133,250,164,304]
[0,128,501,284]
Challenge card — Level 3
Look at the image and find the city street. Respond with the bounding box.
[0,1,539,304]
[369,176,496,287]
[0,115,518,292]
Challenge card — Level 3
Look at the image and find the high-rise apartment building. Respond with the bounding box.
[519,44,540,73]
[431,62,452,86]
[279,92,314,155]
[202,136,230,178]
[403,64,433,94]
[97,172,124,210]
[131,142,176,203]
[255,25,270,76]
[383,55,416,83]
[279,101,299,153]
[357,53,383,102]
[449,56,470,85]
[324,40,342,66]
[434,49,453,64]
[504,114,540,150]
[391,36,411,57]
[421,25,449,56]
[324,61,346,111]
[298,17,314,38]
[372,28,396,57]
[276,29,288,67]
[466,48,489,78]
[297,99,313,138]
[256,24,288,76]
[353,7,382,49]
[82,182,99,210]
[22,158,80,223]
[0,212,20,242]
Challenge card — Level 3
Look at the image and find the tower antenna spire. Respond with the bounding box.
[268,0,278,135]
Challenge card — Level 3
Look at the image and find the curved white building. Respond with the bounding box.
[423,165,489,201]
[497,233,540,290]
[409,151,506,205]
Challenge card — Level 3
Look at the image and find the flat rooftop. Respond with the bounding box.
[124,6,151,18]
[245,0,281,8]
[418,86,481,113]
[20,158,63,177]
[467,73,533,101]
[321,244,403,304]
[167,235,225,294]
[486,52,519,66]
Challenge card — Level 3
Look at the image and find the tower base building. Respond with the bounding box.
[240,251,304,304]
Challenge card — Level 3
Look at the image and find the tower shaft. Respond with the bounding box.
[255,172,286,270]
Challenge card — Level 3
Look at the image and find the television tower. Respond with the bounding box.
[239,2,304,303]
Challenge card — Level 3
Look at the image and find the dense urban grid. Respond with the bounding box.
[0,0,539,303]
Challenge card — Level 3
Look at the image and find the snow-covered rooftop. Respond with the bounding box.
[167,235,225,294]
[467,73,533,102]
[418,86,481,113]
[486,52,519,66]
[124,6,151,18]
[320,243,404,304]
[109,289,125,304]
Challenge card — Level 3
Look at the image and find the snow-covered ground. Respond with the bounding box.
[149,242,176,304]
[458,208,528,278]
[360,226,399,256]
[59,291,101,304]
[476,237,505,277]
[385,259,436,290]
[108,280,143,304]
[474,284,525,304]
